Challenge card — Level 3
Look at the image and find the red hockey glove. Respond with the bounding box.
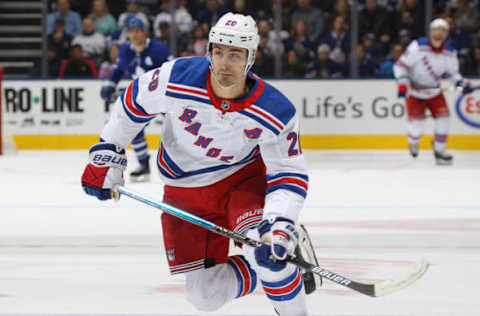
[81,142,126,200]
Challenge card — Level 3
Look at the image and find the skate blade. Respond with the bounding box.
[130,174,150,182]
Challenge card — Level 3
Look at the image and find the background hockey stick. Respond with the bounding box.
[112,185,429,297]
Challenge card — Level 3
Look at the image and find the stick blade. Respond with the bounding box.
[374,259,429,297]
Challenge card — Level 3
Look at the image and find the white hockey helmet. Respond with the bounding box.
[207,12,260,75]
[430,18,449,33]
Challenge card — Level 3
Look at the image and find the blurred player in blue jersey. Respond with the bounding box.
[101,17,171,181]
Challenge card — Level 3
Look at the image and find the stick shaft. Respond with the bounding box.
[114,185,427,297]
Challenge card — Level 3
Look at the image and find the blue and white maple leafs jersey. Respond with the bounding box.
[394,37,464,99]
[108,38,172,85]
[101,56,308,222]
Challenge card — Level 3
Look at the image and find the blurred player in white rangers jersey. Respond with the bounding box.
[394,18,473,165]
[82,13,316,315]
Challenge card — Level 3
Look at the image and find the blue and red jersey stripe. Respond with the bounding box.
[121,79,159,123]
[267,172,308,198]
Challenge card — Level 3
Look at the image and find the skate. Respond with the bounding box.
[295,224,322,294]
[130,163,150,182]
[409,143,418,158]
[434,150,453,166]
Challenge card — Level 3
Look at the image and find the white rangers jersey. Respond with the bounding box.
[101,56,308,222]
[394,37,464,99]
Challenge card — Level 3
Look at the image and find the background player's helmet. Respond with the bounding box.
[207,12,260,75]
[430,18,449,33]
[126,17,146,32]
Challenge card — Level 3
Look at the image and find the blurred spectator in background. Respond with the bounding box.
[345,44,378,77]
[305,44,344,78]
[98,44,123,79]
[153,0,193,40]
[464,46,480,76]
[397,0,425,39]
[362,33,382,65]
[118,0,150,34]
[195,0,229,26]
[155,21,170,44]
[58,44,98,78]
[471,29,480,48]
[444,16,471,69]
[359,0,394,50]
[453,0,480,34]
[282,50,307,77]
[291,0,329,43]
[284,19,315,61]
[187,24,208,56]
[48,18,72,63]
[377,0,400,11]
[271,0,295,32]
[334,0,350,21]
[72,17,106,67]
[88,0,117,36]
[47,48,61,76]
[396,9,416,40]
[398,28,411,46]
[231,0,257,19]
[47,0,82,36]
[320,15,350,64]
[258,19,285,57]
[252,46,275,77]
[379,43,404,77]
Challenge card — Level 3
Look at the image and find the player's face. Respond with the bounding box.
[211,44,248,87]
[128,28,146,45]
[431,27,447,42]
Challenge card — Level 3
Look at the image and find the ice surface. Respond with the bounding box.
[0,149,479,315]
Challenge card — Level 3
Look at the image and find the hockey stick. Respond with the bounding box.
[112,185,429,297]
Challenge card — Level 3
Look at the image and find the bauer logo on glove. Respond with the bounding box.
[81,142,127,201]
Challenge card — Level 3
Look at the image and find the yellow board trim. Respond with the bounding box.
[11,134,480,150]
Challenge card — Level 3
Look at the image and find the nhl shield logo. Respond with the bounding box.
[221,100,231,110]
[244,128,263,139]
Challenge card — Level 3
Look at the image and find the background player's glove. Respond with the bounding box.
[81,143,127,200]
[254,216,298,272]
[397,84,407,98]
[101,86,115,102]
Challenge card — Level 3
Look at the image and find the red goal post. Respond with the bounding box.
[0,66,3,155]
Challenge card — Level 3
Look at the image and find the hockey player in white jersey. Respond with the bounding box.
[394,18,473,165]
[82,13,315,315]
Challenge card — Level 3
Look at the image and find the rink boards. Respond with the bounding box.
[2,79,480,149]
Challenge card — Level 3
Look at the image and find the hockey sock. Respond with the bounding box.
[433,116,449,153]
[227,255,258,298]
[407,118,426,145]
[243,229,308,316]
[131,129,149,165]
[260,264,308,316]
